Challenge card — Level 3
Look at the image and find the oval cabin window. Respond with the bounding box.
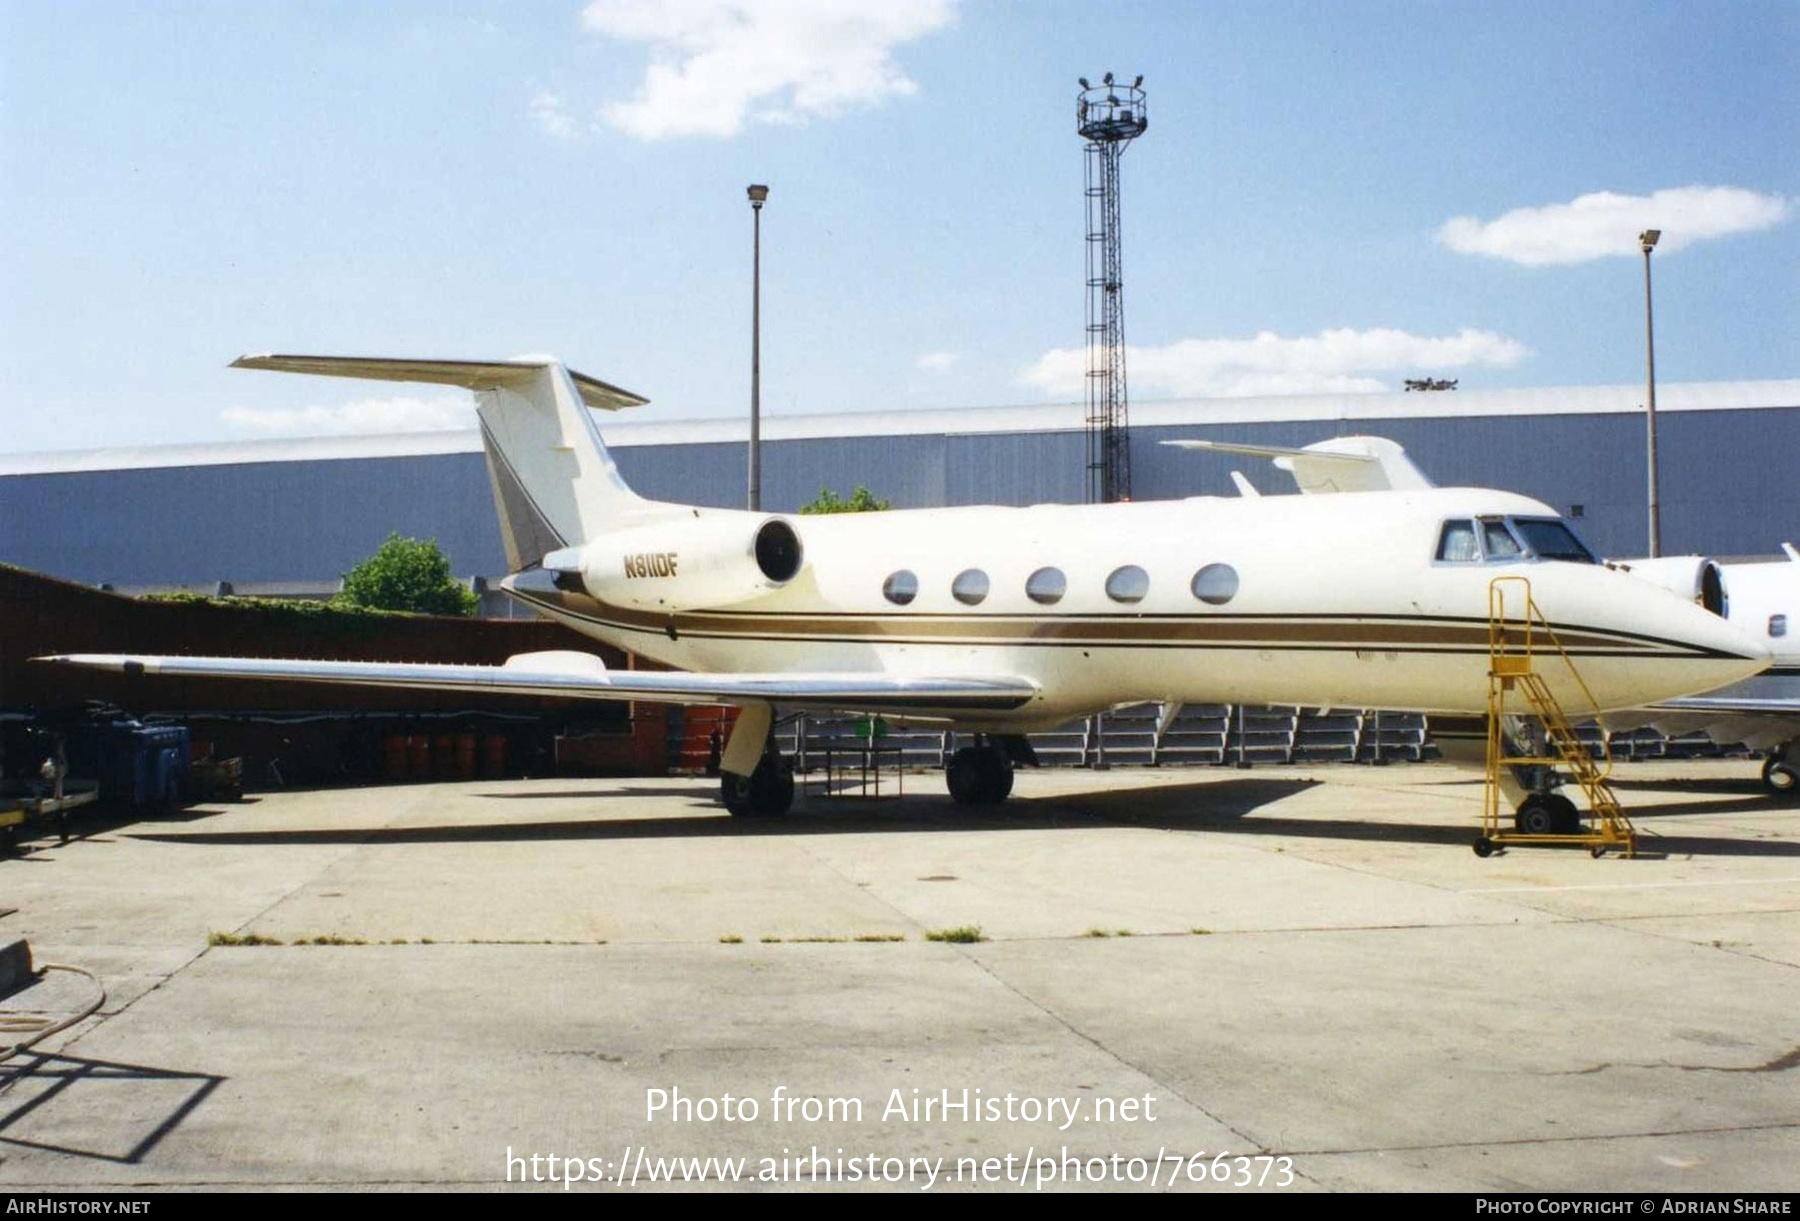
[1105,565,1149,604]
[951,569,990,606]
[1025,567,1066,605]
[1191,563,1239,606]
[882,570,918,606]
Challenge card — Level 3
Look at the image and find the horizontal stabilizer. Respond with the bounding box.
[36,654,1040,715]
[231,354,649,412]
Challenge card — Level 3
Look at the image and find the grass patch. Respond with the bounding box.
[1190,927,1213,936]
[1082,928,1112,938]
[1114,929,1135,938]
[759,936,782,944]
[719,934,744,944]
[207,931,283,947]
[300,935,368,946]
[853,933,905,942]
[924,925,986,944]
[789,936,846,944]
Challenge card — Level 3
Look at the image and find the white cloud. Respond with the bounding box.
[583,0,955,140]
[530,91,581,140]
[221,396,472,438]
[1437,186,1790,267]
[915,350,958,371]
[1020,328,1530,399]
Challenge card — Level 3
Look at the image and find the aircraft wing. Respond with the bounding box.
[1654,695,1800,716]
[35,652,1040,715]
[1630,670,1800,751]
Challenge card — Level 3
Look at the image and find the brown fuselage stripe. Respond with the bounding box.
[509,590,1731,660]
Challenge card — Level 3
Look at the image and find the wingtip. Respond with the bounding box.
[28,654,145,675]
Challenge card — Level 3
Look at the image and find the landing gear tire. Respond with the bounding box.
[1761,756,1798,797]
[721,754,795,817]
[1515,792,1581,836]
[1473,836,1495,858]
[947,745,1013,805]
[986,759,1015,806]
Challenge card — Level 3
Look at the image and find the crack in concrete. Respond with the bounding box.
[1283,1117,1800,1158]
[1561,1044,1800,1077]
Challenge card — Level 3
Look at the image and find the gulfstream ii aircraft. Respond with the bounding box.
[41,356,1769,816]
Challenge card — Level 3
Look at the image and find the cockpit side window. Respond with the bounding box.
[1436,520,1480,563]
[1482,519,1523,561]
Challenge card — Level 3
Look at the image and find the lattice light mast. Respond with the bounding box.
[1077,73,1147,504]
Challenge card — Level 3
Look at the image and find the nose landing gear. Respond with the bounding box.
[1514,791,1582,836]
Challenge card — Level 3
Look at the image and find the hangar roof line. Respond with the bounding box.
[2,377,1796,477]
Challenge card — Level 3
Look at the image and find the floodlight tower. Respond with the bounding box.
[1077,73,1147,504]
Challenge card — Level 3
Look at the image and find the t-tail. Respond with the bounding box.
[231,354,661,570]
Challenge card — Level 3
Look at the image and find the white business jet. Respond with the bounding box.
[1610,547,1800,793]
[40,357,1767,816]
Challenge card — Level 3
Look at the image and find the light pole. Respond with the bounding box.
[1640,228,1661,557]
[747,184,769,511]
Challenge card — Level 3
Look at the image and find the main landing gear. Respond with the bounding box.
[1762,753,1798,797]
[716,717,1033,815]
[718,703,794,817]
[945,737,1022,805]
[721,749,795,817]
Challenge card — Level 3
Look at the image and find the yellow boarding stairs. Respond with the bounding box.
[1477,576,1636,859]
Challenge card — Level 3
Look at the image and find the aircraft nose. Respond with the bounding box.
[1535,567,1771,715]
[1630,588,1771,704]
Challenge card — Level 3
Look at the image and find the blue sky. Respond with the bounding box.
[2,1,1795,453]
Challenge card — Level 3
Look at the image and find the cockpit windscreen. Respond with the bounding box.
[1510,517,1597,563]
[1435,515,1597,565]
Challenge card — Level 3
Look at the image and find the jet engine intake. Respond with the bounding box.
[1611,555,1727,617]
[575,516,805,610]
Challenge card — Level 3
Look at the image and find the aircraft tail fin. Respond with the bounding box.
[232,354,654,571]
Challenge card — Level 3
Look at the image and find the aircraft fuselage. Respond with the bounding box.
[504,486,1764,728]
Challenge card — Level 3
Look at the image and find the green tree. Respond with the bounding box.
[336,534,478,616]
[800,485,890,514]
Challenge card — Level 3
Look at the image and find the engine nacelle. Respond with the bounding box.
[570,515,804,611]
[1609,555,1726,617]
